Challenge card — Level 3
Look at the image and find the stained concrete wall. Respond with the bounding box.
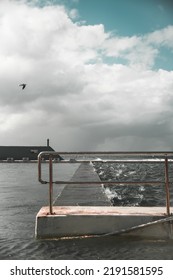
[35,206,173,239]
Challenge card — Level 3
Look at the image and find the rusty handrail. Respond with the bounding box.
[38,151,172,215]
[165,156,170,215]
[49,156,53,215]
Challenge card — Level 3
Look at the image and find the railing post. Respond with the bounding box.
[165,156,171,216]
[38,154,41,182]
[49,155,53,215]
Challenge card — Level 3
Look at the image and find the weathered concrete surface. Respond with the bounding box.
[123,218,173,239]
[35,206,173,239]
[54,162,111,206]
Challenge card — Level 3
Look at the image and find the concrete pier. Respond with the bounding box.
[36,206,173,239]
[35,162,173,239]
[54,162,111,206]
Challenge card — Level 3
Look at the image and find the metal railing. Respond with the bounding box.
[38,151,173,215]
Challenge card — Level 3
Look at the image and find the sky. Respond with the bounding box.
[0,0,173,151]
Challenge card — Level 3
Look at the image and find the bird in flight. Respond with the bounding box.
[19,83,27,90]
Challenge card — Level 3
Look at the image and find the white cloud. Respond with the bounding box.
[146,25,173,48]
[0,0,173,151]
[68,8,79,19]
[103,26,173,69]
[103,35,139,57]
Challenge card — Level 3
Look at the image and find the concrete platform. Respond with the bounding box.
[35,206,173,239]
[37,205,172,216]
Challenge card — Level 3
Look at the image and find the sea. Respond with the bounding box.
[0,159,173,260]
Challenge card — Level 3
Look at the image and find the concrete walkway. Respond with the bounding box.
[54,162,111,206]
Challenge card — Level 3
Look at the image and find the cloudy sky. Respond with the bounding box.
[0,0,173,151]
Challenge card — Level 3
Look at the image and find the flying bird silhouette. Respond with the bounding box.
[19,83,27,90]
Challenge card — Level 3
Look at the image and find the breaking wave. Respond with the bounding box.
[93,161,173,207]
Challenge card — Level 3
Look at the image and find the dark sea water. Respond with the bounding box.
[0,161,173,260]
[93,160,173,207]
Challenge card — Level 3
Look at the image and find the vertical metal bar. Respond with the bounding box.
[38,154,41,182]
[165,156,170,216]
[49,155,53,215]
